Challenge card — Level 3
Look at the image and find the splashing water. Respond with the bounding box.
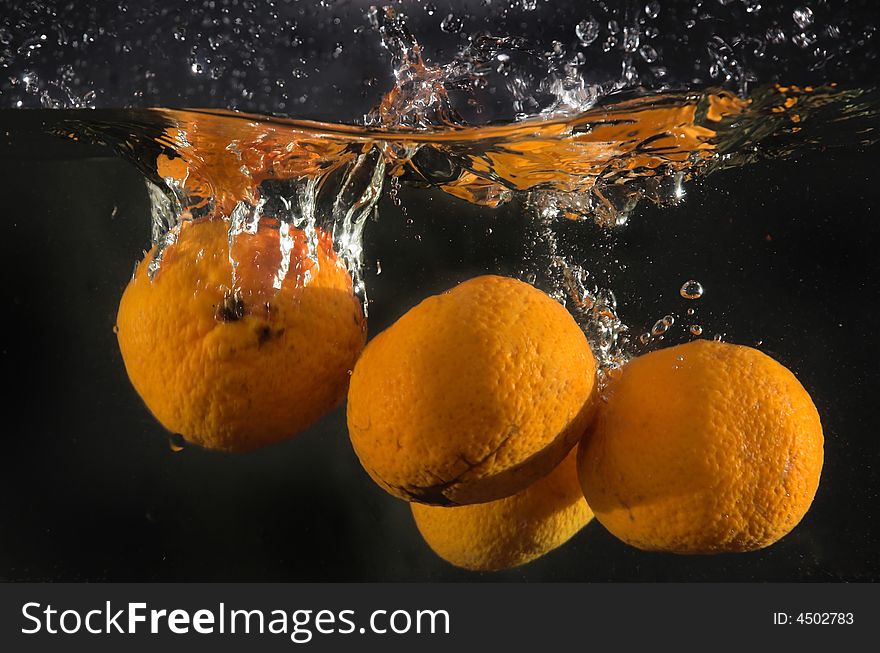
[4,2,880,374]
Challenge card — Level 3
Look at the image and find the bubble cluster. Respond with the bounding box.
[1,0,876,118]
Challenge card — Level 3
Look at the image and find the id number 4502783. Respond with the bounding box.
[773,613,855,625]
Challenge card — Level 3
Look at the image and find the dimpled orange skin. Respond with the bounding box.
[116,218,366,452]
[411,449,593,571]
[578,339,824,554]
[347,275,598,506]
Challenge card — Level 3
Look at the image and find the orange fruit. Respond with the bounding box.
[578,339,824,553]
[116,218,366,452]
[411,449,592,571]
[347,275,598,505]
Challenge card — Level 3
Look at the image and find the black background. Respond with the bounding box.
[0,126,877,581]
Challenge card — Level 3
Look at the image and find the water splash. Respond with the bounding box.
[41,78,880,379]
[15,4,880,382]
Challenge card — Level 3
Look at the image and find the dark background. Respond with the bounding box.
[0,127,877,581]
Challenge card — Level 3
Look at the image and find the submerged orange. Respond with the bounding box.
[347,274,598,505]
[116,218,365,452]
[578,339,824,553]
[412,449,593,571]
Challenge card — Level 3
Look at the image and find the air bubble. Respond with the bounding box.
[440,14,463,34]
[792,32,816,49]
[576,18,600,46]
[651,315,674,337]
[793,7,814,30]
[766,26,786,44]
[679,280,704,300]
[623,27,640,53]
[639,44,658,63]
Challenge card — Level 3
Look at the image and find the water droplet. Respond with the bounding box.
[824,24,841,40]
[689,324,703,336]
[766,26,786,44]
[521,0,538,11]
[645,2,660,19]
[679,280,704,300]
[651,316,673,337]
[686,307,695,316]
[18,35,44,56]
[639,44,658,63]
[622,59,639,85]
[639,332,651,345]
[793,7,814,30]
[576,18,600,46]
[112,325,119,334]
[792,32,816,48]
[713,333,724,342]
[168,433,186,453]
[623,27,640,53]
[440,13,463,34]
[650,65,668,79]
[20,71,40,94]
